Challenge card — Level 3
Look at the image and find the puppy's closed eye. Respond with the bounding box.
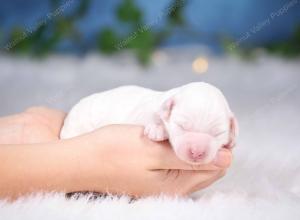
[175,120,192,131]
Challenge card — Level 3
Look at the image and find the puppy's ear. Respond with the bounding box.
[159,98,175,121]
[224,115,239,148]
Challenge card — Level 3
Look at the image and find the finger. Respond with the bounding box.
[152,143,232,171]
[158,169,218,195]
[212,149,233,168]
[186,169,226,195]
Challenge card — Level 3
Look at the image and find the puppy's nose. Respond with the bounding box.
[189,146,206,160]
[185,133,212,162]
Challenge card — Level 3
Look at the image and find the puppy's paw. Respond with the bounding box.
[144,123,168,141]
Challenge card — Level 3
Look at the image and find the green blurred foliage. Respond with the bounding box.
[5,0,88,56]
[97,28,120,54]
[4,0,186,65]
[265,26,300,58]
[2,0,300,65]
[168,0,186,25]
[117,0,142,24]
[97,0,186,65]
[223,25,300,59]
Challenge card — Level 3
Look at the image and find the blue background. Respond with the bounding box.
[1,0,300,49]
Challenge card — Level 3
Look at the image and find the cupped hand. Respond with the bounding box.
[0,106,232,197]
[75,125,232,197]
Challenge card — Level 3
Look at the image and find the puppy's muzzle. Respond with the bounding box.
[174,132,214,164]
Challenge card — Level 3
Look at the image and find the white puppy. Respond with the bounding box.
[61,82,238,164]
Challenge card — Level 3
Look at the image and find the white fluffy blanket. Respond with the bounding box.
[0,48,300,219]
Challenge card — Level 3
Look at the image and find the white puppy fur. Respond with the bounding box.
[61,82,238,164]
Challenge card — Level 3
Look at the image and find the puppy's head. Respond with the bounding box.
[159,82,238,164]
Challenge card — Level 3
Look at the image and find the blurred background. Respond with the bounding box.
[0,0,300,158]
[1,0,300,62]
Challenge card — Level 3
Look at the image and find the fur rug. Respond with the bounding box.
[0,49,300,219]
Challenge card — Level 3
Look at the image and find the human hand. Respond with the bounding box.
[0,106,65,144]
[0,107,232,198]
[74,125,232,197]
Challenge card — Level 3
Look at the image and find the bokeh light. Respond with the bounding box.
[192,57,208,74]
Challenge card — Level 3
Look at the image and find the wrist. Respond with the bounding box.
[54,137,106,193]
[0,139,97,199]
[72,130,114,193]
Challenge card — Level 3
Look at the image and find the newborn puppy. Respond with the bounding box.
[61,82,238,164]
